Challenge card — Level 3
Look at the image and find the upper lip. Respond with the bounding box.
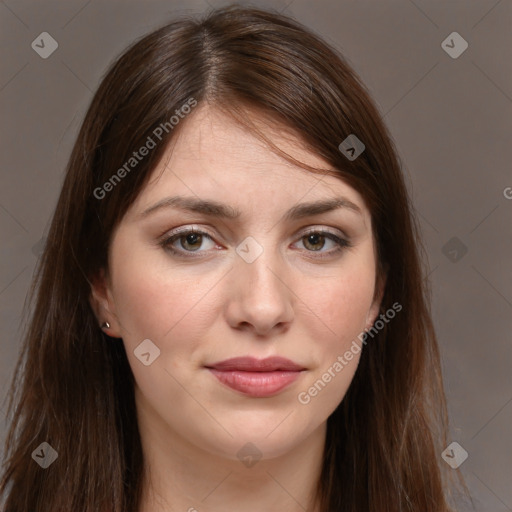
[206,356,305,372]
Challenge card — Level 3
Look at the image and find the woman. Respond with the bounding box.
[0,5,463,511]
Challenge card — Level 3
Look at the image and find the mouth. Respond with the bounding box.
[205,356,306,398]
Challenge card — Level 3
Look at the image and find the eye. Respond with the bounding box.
[292,229,351,258]
[158,226,352,259]
[159,227,218,257]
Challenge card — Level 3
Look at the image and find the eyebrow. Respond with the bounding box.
[138,195,362,221]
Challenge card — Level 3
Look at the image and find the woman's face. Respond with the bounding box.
[92,104,383,463]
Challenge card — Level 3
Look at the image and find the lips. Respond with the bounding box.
[205,356,305,398]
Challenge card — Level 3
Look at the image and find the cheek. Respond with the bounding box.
[300,263,376,346]
[109,258,219,406]
[108,242,214,347]
[293,255,376,409]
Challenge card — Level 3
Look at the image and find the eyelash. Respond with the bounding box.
[158,226,352,260]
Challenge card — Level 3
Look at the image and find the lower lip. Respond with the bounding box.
[208,369,302,397]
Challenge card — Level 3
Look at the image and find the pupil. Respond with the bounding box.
[184,233,201,250]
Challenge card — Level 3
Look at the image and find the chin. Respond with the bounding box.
[202,433,302,464]
[196,415,316,461]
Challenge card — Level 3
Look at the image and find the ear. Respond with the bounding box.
[365,270,387,330]
[89,268,122,338]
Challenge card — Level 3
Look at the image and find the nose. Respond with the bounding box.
[224,248,295,337]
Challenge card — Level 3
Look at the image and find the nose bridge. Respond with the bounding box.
[226,235,294,334]
[238,230,289,287]
[237,239,284,300]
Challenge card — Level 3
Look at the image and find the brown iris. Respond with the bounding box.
[302,233,325,251]
[180,232,203,251]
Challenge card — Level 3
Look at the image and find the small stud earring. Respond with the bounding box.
[101,321,110,330]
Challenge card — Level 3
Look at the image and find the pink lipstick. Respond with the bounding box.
[206,356,305,398]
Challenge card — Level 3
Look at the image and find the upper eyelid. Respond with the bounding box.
[162,225,348,241]
[300,226,347,237]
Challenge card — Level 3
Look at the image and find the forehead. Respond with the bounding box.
[127,104,369,221]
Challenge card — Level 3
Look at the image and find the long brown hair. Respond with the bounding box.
[1,5,462,511]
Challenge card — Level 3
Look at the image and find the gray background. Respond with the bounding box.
[1,0,511,510]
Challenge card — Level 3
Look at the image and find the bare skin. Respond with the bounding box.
[90,105,384,512]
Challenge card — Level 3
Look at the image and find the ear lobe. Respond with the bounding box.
[89,268,121,337]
